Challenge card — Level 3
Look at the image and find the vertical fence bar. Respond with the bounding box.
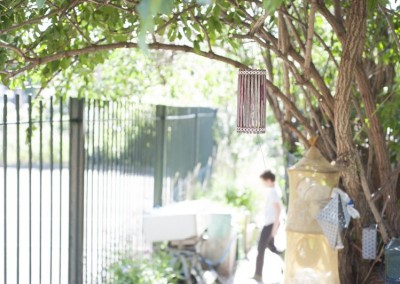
[84,100,91,284]
[121,103,126,257]
[105,101,110,281]
[39,100,43,284]
[119,101,123,261]
[126,102,131,256]
[110,101,116,270]
[115,102,120,261]
[115,102,119,261]
[193,108,199,166]
[90,100,96,281]
[154,105,166,207]
[68,98,85,284]
[97,102,102,281]
[105,101,114,281]
[101,102,106,281]
[132,106,137,252]
[104,101,110,281]
[123,103,130,256]
[3,95,7,284]
[118,101,124,260]
[115,101,119,262]
[113,101,118,263]
[50,97,54,284]
[59,98,63,284]
[16,95,20,284]
[28,95,32,284]
[136,107,143,251]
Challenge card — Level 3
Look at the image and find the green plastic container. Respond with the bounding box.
[385,238,400,283]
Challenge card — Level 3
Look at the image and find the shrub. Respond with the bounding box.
[109,250,178,284]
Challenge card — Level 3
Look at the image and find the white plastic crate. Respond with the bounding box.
[143,200,215,242]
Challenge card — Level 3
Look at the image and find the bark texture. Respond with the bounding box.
[333,0,371,282]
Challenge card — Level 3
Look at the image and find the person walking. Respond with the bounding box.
[253,170,282,283]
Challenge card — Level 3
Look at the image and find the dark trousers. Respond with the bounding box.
[255,224,278,277]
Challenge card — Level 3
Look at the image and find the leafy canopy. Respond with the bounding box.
[2,0,400,147]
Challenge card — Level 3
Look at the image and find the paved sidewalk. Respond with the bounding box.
[231,247,284,284]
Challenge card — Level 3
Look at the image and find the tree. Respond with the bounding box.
[2,0,400,282]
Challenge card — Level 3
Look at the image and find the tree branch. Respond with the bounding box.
[357,153,390,243]
[333,0,343,24]
[280,9,339,67]
[6,41,248,79]
[87,0,137,13]
[362,245,384,284]
[334,0,367,191]
[155,4,197,34]
[284,15,306,54]
[316,0,346,42]
[303,85,336,157]
[190,11,213,52]
[264,77,315,135]
[380,5,400,52]
[47,0,93,44]
[371,164,400,202]
[304,0,317,75]
[239,27,335,111]
[291,2,308,37]
[284,121,311,147]
[317,0,397,228]
[0,1,80,35]
[0,42,38,63]
[250,13,268,35]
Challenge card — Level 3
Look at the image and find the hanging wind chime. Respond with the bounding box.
[237,69,267,134]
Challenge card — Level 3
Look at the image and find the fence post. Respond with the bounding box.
[68,98,85,284]
[193,108,199,166]
[154,105,166,207]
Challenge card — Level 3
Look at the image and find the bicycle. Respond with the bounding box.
[167,231,236,284]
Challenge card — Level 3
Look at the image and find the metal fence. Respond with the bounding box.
[155,106,217,205]
[0,94,217,284]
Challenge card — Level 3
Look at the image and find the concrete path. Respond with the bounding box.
[231,247,284,284]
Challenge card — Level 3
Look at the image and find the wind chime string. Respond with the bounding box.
[258,135,267,170]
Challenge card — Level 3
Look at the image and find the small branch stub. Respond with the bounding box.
[237,69,267,134]
[304,0,317,75]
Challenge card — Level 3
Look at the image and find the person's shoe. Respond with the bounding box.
[276,249,285,259]
[252,274,264,283]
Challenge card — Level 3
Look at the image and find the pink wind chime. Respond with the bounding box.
[237,69,267,134]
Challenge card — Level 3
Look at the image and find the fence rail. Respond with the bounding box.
[0,94,217,284]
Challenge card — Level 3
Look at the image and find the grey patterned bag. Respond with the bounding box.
[362,225,377,260]
[316,194,349,249]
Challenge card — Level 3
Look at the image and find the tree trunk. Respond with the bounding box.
[333,0,372,282]
[355,65,400,235]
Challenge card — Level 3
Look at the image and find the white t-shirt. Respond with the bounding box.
[263,186,282,226]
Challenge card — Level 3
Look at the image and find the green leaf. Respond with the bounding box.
[49,60,60,73]
[167,25,177,41]
[193,40,200,52]
[210,16,222,33]
[183,27,192,40]
[1,74,9,86]
[364,118,371,128]
[228,39,239,50]
[60,58,71,70]
[37,0,45,9]
[213,4,221,18]
[192,23,201,32]
[262,0,284,13]
[367,0,379,13]
[197,0,212,4]
[137,0,174,51]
